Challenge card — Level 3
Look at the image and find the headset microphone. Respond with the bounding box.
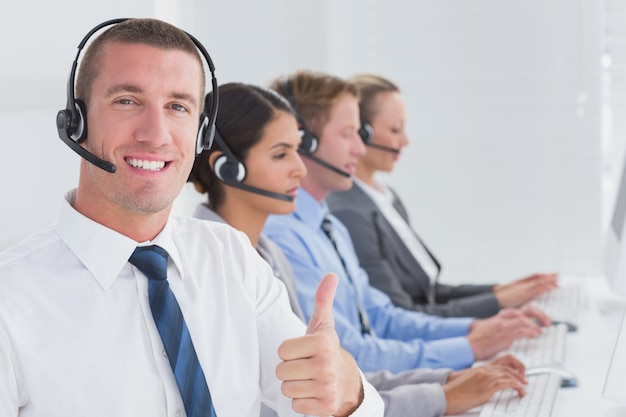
[56,111,117,172]
[366,142,401,154]
[212,130,294,202]
[298,149,351,178]
[222,181,295,202]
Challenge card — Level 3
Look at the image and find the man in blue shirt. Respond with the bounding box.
[264,70,543,373]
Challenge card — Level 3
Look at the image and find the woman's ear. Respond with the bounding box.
[208,151,223,172]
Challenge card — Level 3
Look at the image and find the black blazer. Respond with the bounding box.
[327,183,500,318]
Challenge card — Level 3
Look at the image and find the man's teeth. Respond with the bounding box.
[126,158,166,171]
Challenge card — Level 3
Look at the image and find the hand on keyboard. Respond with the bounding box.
[519,304,552,327]
[443,354,527,415]
[469,309,543,360]
[488,354,527,374]
[531,281,587,322]
[478,372,561,417]
[506,323,568,368]
[493,273,559,308]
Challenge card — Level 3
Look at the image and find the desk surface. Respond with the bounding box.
[456,276,626,417]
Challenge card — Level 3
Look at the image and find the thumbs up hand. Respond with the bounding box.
[276,273,364,417]
[306,272,338,334]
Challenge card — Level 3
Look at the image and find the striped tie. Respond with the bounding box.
[129,245,216,417]
[321,216,372,335]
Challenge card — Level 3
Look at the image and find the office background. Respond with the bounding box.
[1,0,624,284]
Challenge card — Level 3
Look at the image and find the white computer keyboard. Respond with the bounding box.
[507,323,568,368]
[532,282,588,321]
[479,371,561,417]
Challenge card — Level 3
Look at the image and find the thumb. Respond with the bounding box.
[306,273,338,335]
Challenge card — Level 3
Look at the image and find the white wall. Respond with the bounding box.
[0,0,607,285]
[321,0,604,284]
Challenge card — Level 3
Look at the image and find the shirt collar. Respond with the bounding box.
[294,188,329,230]
[353,177,394,207]
[148,220,185,282]
[56,189,184,290]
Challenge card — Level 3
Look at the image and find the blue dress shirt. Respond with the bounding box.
[264,189,475,372]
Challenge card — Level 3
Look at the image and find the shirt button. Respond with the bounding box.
[176,409,182,417]
[162,349,167,358]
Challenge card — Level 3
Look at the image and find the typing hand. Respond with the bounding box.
[468,309,542,360]
[443,354,527,415]
[518,304,552,327]
[276,273,363,417]
[487,353,526,375]
[493,273,559,308]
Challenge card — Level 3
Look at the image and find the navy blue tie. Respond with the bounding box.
[129,245,216,417]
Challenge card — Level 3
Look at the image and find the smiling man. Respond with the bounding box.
[0,19,382,417]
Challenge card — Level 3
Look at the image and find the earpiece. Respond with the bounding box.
[358,121,374,144]
[212,129,246,182]
[210,127,294,202]
[196,114,210,155]
[280,76,350,178]
[283,78,318,154]
[358,119,401,155]
[56,18,219,173]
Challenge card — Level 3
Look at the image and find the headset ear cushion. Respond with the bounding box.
[359,123,374,144]
[196,115,211,154]
[214,154,246,183]
[300,129,318,154]
[56,108,72,140]
[72,100,88,143]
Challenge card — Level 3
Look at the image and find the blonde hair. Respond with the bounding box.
[349,73,399,124]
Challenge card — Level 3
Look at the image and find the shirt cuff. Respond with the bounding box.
[343,371,384,417]
[430,317,474,339]
[422,383,447,417]
[429,337,475,370]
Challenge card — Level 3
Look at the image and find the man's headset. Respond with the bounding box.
[211,128,294,202]
[358,120,400,154]
[56,18,219,173]
[282,78,351,178]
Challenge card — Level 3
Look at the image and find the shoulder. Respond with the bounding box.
[171,216,273,289]
[0,225,68,301]
[264,213,305,239]
[259,234,281,255]
[263,215,320,262]
[174,215,241,234]
[172,216,253,255]
[327,184,373,212]
[329,189,378,228]
[0,225,62,272]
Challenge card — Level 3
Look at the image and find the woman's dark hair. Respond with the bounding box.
[188,82,294,210]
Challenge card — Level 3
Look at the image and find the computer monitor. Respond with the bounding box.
[602,154,626,296]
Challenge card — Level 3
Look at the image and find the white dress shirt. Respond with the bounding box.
[0,190,383,417]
